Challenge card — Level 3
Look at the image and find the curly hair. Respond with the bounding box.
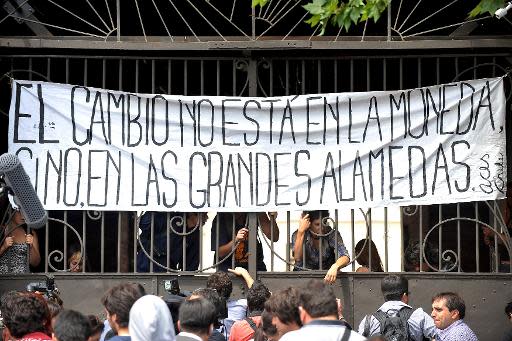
[1,292,50,338]
[247,281,271,314]
[206,271,232,300]
[192,287,228,323]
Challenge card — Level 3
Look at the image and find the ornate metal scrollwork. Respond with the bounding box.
[86,210,103,220]
[402,205,418,216]
[47,217,84,272]
[422,201,512,272]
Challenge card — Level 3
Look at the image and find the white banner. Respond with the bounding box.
[8,78,507,211]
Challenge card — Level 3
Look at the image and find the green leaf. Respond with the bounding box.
[252,0,269,8]
[305,14,323,27]
[469,0,505,17]
[303,0,328,15]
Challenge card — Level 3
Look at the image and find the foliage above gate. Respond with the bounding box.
[253,0,507,34]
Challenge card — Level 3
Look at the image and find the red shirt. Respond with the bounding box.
[229,316,261,341]
[17,332,52,341]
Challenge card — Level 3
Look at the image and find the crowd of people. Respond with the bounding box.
[1,273,511,341]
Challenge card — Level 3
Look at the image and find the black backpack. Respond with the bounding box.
[363,306,414,341]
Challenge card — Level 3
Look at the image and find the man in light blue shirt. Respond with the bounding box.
[431,292,478,341]
[358,274,436,340]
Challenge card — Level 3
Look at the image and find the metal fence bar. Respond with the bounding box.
[82,211,87,273]
[457,203,461,272]
[117,212,121,273]
[286,211,291,271]
[475,202,480,273]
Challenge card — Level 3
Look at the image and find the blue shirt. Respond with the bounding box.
[137,212,200,272]
[108,336,131,341]
[436,319,478,341]
[291,228,349,270]
[357,300,437,341]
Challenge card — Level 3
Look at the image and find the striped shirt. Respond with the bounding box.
[436,319,478,341]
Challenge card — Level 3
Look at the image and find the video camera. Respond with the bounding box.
[26,275,61,303]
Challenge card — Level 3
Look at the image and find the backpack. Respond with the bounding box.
[363,306,414,341]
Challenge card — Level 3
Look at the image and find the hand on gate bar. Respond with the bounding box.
[235,227,249,242]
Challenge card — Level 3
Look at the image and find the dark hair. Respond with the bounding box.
[53,310,92,341]
[247,281,271,314]
[191,288,228,323]
[404,240,438,271]
[264,287,302,326]
[47,300,63,319]
[381,275,408,302]
[254,310,275,341]
[179,297,217,336]
[506,301,512,317]
[432,292,466,319]
[260,309,277,337]
[355,239,384,272]
[299,279,338,318]
[88,315,104,336]
[101,283,146,328]
[1,292,50,338]
[206,272,232,300]
[303,210,330,222]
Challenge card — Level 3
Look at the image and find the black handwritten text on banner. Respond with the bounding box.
[8,78,506,211]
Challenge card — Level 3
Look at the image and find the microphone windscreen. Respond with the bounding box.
[0,153,48,229]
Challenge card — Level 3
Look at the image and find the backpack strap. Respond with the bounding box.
[398,307,414,340]
[244,317,258,332]
[373,310,389,334]
[363,314,373,337]
[339,327,351,341]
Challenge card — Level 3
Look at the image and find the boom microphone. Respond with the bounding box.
[0,153,47,229]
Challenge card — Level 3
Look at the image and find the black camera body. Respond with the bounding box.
[26,275,59,301]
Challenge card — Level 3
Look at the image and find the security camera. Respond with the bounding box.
[495,2,512,19]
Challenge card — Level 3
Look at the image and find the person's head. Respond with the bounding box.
[302,210,330,234]
[52,310,91,341]
[47,299,63,319]
[298,279,338,324]
[260,309,278,341]
[355,239,383,272]
[381,275,408,303]
[1,291,50,338]
[206,271,232,300]
[247,281,271,314]
[87,315,103,341]
[101,283,146,333]
[190,287,228,325]
[264,287,302,340]
[505,301,512,321]
[68,244,83,272]
[11,210,26,227]
[185,212,208,229]
[178,298,217,340]
[431,292,466,330]
[404,240,438,272]
[129,295,176,341]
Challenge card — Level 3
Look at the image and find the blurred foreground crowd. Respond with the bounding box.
[1,271,512,341]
